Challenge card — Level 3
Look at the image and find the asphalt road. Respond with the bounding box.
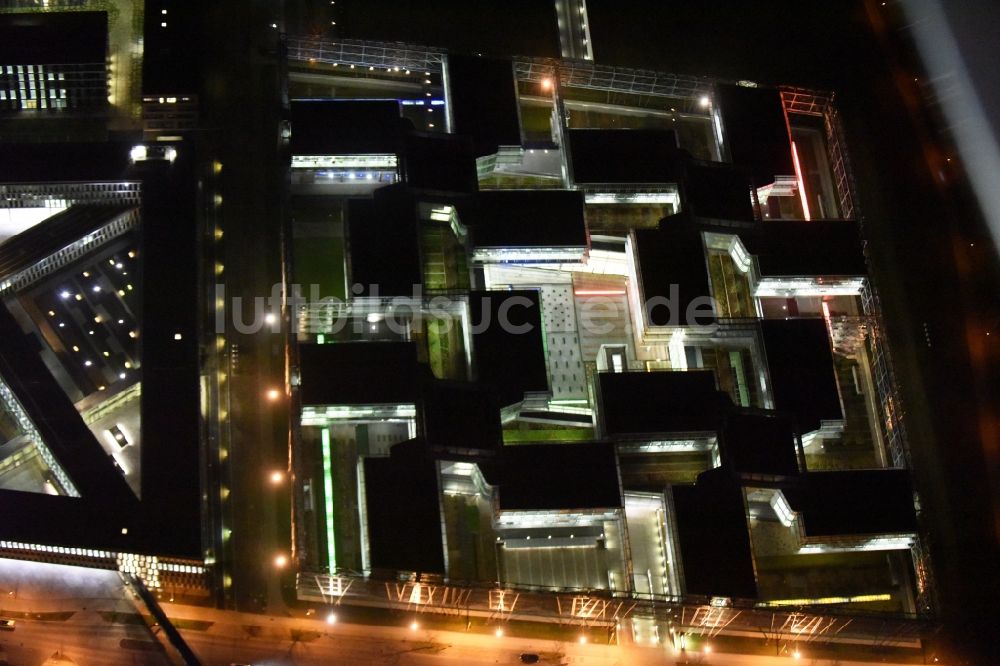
[0,618,169,666]
[195,1,292,614]
[164,602,920,666]
[0,557,168,665]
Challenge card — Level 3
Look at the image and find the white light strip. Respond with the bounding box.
[0,380,78,496]
[728,237,752,274]
[473,247,586,263]
[585,192,680,206]
[798,535,916,554]
[301,404,417,425]
[667,329,687,371]
[791,141,811,221]
[616,439,712,453]
[0,542,205,589]
[770,490,796,528]
[291,154,398,169]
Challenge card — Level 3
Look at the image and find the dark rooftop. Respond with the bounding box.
[420,380,502,455]
[469,290,548,407]
[363,440,445,574]
[141,1,200,93]
[721,410,802,477]
[446,54,522,157]
[682,161,755,222]
[332,1,560,59]
[402,131,478,193]
[484,442,622,512]
[0,142,133,182]
[760,318,843,435]
[631,226,716,327]
[0,12,107,65]
[346,185,422,296]
[462,190,588,250]
[672,468,757,599]
[714,83,794,187]
[290,99,405,155]
[137,153,202,558]
[567,129,683,185]
[784,469,918,537]
[298,342,424,406]
[739,220,868,278]
[598,370,730,437]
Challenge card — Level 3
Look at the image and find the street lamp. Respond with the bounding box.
[274,554,287,568]
[494,628,503,638]
[269,470,284,485]
[410,620,419,631]
[266,388,281,402]
[326,612,337,625]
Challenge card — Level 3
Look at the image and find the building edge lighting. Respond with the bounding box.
[321,427,336,572]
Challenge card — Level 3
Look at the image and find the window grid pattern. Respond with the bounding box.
[0,63,107,112]
[0,208,138,295]
[0,379,79,496]
[0,182,142,208]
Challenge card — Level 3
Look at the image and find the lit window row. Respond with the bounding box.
[0,541,111,559]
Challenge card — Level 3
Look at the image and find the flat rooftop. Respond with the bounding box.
[469,290,548,407]
[346,186,422,296]
[721,411,801,477]
[331,1,560,59]
[682,161,755,222]
[568,128,683,184]
[714,83,794,187]
[784,469,918,537]
[299,342,425,406]
[363,439,445,574]
[631,226,716,327]
[599,370,728,437]
[0,142,132,182]
[447,54,522,157]
[739,220,867,277]
[420,380,502,454]
[290,99,404,155]
[760,318,843,435]
[483,442,622,512]
[672,468,757,599]
[0,11,107,65]
[462,190,588,250]
[402,132,478,193]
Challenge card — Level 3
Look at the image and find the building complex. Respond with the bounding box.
[0,1,943,659]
